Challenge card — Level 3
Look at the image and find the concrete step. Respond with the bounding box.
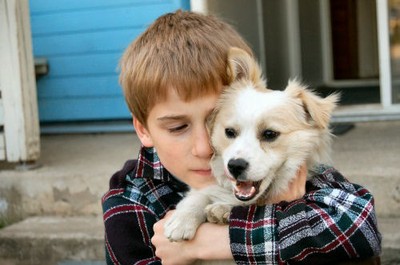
[0,216,105,265]
[0,133,140,224]
[0,216,398,265]
[1,122,399,225]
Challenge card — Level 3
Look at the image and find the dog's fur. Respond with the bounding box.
[163,47,339,264]
[165,47,338,238]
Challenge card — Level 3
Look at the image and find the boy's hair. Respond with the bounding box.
[119,10,253,126]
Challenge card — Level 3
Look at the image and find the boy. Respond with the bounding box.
[102,10,381,264]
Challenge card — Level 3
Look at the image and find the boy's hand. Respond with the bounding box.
[152,211,233,264]
[152,211,196,265]
[267,162,307,204]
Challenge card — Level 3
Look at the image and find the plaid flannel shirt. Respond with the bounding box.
[102,146,381,265]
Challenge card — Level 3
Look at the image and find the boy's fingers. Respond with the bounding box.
[164,210,175,218]
[294,162,307,196]
[153,210,176,234]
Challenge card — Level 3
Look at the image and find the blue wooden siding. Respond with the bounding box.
[30,0,190,122]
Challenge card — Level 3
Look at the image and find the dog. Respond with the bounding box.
[163,47,339,264]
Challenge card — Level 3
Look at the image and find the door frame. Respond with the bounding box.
[320,0,400,121]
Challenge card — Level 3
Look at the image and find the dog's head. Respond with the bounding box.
[208,47,339,204]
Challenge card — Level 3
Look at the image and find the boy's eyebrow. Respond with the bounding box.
[157,115,187,121]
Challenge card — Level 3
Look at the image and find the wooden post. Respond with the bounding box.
[0,0,40,162]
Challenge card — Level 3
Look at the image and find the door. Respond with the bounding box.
[330,0,359,80]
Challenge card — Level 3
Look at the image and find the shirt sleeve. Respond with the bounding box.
[229,166,382,265]
[102,188,161,265]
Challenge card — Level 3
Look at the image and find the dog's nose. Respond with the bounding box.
[228,158,248,179]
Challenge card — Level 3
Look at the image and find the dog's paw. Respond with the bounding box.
[205,203,232,224]
[164,211,203,242]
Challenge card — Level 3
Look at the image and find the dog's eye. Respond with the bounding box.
[261,130,280,142]
[225,128,237,138]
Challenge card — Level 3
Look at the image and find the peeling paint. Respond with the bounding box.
[393,185,400,203]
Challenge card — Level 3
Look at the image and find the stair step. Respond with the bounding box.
[0,216,104,265]
[0,215,399,265]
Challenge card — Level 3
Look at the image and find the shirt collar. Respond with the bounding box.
[132,145,189,192]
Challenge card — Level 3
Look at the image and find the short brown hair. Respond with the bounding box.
[119,10,253,126]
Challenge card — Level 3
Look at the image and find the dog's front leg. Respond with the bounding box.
[205,203,233,224]
[205,188,239,224]
[164,188,212,242]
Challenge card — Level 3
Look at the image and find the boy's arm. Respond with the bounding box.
[102,159,166,265]
[151,163,304,263]
[102,188,162,265]
[229,166,382,264]
[152,214,232,265]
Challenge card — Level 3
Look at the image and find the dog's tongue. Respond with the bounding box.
[234,181,257,201]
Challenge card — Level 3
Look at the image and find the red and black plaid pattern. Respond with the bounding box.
[134,146,172,182]
[102,147,186,265]
[229,166,381,264]
[102,147,381,264]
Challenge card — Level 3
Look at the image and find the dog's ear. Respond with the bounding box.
[206,107,219,137]
[206,107,219,155]
[227,47,264,87]
[285,80,339,129]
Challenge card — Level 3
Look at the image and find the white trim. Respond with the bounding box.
[0,99,3,125]
[256,0,266,73]
[0,0,40,162]
[376,0,393,107]
[0,133,5,160]
[285,0,302,78]
[333,104,400,122]
[324,79,380,88]
[40,120,134,134]
[190,0,207,14]
[320,0,333,83]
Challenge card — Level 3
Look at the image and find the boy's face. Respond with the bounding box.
[134,89,219,189]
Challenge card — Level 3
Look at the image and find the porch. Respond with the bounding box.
[0,120,399,264]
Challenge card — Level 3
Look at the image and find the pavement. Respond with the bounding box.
[0,120,399,264]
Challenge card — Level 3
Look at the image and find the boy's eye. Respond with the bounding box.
[169,124,188,133]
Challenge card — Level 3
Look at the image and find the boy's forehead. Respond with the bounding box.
[145,86,222,124]
[151,88,218,112]
[158,85,222,103]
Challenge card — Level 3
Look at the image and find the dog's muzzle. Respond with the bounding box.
[227,158,261,201]
[228,158,248,179]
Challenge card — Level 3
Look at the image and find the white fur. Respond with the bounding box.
[164,47,338,265]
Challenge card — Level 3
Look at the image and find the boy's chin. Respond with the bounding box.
[187,176,216,190]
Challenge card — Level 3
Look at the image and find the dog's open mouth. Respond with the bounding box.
[233,180,262,201]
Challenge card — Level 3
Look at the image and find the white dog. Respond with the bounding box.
[164,47,338,263]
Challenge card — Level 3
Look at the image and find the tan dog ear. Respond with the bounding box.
[227,47,265,87]
[206,108,219,155]
[206,107,218,137]
[286,80,339,129]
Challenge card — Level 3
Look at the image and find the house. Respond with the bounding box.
[0,1,399,264]
[1,0,400,164]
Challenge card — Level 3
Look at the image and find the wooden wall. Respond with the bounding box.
[30,0,190,122]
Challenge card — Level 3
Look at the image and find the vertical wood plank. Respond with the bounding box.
[0,133,5,160]
[0,100,4,160]
[0,0,40,162]
[0,99,4,126]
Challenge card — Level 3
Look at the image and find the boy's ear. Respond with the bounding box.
[133,118,154,147]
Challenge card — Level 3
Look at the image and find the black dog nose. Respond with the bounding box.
[228,158,248,179]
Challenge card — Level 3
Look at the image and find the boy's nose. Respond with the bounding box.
[192,127,213,158]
